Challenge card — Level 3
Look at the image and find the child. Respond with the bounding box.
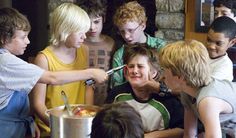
[107,44,184,138]
[0,7,107,138]
[80,0,115,105]
[159,40,236,138]
[30,3,98,137]
[213,0,236,21]
[91,102,144,138]
[206,16,236,81]
[111,1,166,88]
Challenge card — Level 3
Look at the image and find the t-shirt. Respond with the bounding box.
[106,82,184,132]
[84,35,115,105]
[210,54,233,81]
[181,79,236,119]
[0,48,44,110]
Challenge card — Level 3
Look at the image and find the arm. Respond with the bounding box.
[132,77,160,93]
[198,97,232,138]
[85,86,94,105]
[183,108,198,138]
[84,44,94,105]
[145,128,183,138]
[35,54,108,85]
[31,53,50,126]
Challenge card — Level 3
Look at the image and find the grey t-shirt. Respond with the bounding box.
[181,79,236,119]
[0,49,44,110]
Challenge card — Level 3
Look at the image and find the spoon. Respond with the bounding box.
[61,91,73,116]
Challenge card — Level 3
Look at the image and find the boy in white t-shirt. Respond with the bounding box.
[206,16,236,81]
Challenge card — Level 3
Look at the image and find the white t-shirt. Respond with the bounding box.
[0,49,44,110]
[210,54,233,81]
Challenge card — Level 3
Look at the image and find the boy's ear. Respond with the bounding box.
[140,22,146,31]
[229,37,236,47]
[150,69,158,79]
[123,66,128,79]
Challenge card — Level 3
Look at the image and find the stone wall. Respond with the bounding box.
[155,0,185,42]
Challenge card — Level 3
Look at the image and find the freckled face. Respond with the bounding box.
[118,21,144,44]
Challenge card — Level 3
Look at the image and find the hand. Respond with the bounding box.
[133,78,160,93]
[89,68,108,83]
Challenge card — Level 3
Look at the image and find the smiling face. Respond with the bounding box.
[118,21,145,44]
[87,16,103,38]
[206,29,232,58]
[125,54,152,86]
[65,32,87,48]
[4,30,30,55]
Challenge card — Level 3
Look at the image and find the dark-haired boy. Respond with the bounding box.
[206,16,236,81]
[213,0,236,21]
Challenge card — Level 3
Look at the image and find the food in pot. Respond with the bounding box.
[73,107,96,117]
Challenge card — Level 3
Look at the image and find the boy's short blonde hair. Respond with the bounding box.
[159,40,211,88]
[113,1,147,27]
[49,3,90,46]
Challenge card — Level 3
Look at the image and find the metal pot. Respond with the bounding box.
[47,104,100,138]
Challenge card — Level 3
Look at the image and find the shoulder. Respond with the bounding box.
[78,44,89,53]
[0,52,20,65]
[113,45,125,58]
[223,54,233,65]
[103,35,115,44]
[146,34,166,49]
[34,51,49,70]
[106,82,132,103]
[211,54,232,66]
[111,82,132,92]
[101,35,115,51]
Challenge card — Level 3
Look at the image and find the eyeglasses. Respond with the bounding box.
[119,24,141,36]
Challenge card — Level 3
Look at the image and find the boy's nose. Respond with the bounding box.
[124,32,132,39]
[26,37,30,44]
[90,23,95,30]
[133,66,139,73]
[206,43,217,50]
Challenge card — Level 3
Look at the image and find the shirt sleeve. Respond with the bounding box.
[110,47,125,88]
[0,53,44,93]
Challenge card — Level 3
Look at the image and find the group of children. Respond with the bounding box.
[0,0,235,138]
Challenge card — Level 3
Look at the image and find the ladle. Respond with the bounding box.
[61,91,73,116]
